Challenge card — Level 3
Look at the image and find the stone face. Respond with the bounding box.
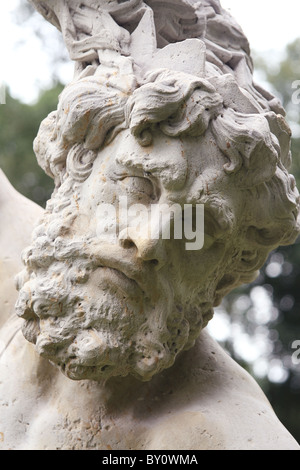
[0,0,299,450]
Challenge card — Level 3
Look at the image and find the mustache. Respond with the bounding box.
[25,236,170,301]
[19,235,176,322]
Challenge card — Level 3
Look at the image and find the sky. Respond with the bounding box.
[0,0,299,103]
[221,0,300,51]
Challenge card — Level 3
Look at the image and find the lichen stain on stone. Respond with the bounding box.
[73,194,80,211]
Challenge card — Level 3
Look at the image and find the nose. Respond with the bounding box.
[119,227,167,269]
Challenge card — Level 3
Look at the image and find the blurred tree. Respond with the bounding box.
[13,0,70,86]
[253,39,300,184]
[0,84,63,207]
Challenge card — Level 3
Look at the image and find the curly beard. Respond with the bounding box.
[15,233,211,382]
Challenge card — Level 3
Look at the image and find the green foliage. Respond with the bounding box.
[0,84,63,207]
[253,39,300,186]
[261,39,300,109]
[269,40,300,188]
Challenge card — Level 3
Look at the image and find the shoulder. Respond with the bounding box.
[0,169,44,251]
[0,317,62,450]
[145,331,300,450]
[145,409,225,450]
[0,170,44,327]
[146,407,300,450]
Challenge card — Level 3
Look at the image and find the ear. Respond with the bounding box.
[237,249,267,272]
[213,249,267,306]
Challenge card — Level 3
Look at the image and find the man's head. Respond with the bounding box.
[15,62,300,382]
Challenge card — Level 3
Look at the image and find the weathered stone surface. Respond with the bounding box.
[0,320,299,450]
[0,0,299,450]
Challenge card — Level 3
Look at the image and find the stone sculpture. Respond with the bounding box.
[0,0,299,450]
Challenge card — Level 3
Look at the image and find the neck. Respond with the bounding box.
[46,329,217,413]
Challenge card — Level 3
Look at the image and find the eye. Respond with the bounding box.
[119,176,157,201]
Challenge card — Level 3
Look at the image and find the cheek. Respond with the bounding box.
[168,241,227,293]
[82,177,118,210]
[73,177,119,232]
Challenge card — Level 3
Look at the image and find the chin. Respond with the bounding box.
[37,337,178,383]
[18,261,203,382]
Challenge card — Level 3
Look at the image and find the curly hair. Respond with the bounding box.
[33,64,299,245]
